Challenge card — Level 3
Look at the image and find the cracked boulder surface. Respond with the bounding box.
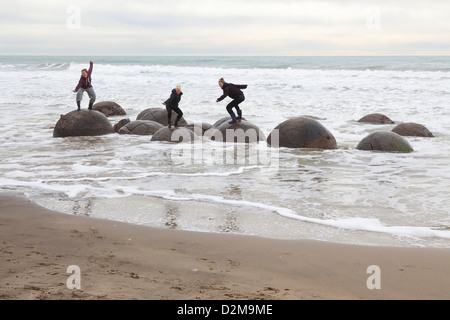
[53,110,114,138]
[267,116,337,149]
[206,120,266,143]
[356,131,414,153]
[118,120,163,136]
[137,108,188,127]
[92,101,126,117]
[150,126,199,143]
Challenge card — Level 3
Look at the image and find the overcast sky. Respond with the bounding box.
[1,0,450,55]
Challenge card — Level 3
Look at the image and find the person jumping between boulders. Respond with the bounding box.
[72,60,96,111]
[216,78,247,124]
[163,85,183,128]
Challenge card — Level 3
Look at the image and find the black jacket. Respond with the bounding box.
[165,89,183,107]
[217,83,247,101]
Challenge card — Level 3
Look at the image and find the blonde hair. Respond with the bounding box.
[218,78,225,84]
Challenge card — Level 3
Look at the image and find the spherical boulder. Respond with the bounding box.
[358,113,394,124]
[119,120,163,136]
[267,116,337,149]
[53,110,114,138]
[137,108,188,127]
[150,127,199,143]
[186,122,213,136]
[113,118,131,133]
[92,101,126,117]
[356,131,413,153]
[206,120,265,143]
[392,122,434,137]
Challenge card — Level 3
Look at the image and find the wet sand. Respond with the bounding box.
[1,193,449,300]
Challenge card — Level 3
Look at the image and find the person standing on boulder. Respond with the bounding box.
[216,78,247,124]
[162,85,183,128]
[72,60,96,111]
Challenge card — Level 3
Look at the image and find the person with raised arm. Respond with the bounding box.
[72,60,96,111]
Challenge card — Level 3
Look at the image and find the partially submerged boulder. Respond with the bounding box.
[150,127,199,143]
[113,118,131,133]
[186,122,213,136]
[206,120,265,143]
[53,110,114,138]
[92,101,126,117]
[356,131,413,153]
[267,116,337,149]
[118,120,163,136]
[137,108,188,127]
[358,113,394,124]
[392,122,434,137]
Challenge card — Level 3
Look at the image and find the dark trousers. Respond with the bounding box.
[226,94,245,116]
[166,105,183,123]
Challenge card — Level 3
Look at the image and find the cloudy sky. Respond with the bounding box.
[1,0,450,55]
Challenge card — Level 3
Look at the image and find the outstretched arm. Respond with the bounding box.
[73,79,82,92]
[216,87,229,102]
[87,60,93,75]
[165,90,177,105]
[216,93,227,102]
[236,84,247,89]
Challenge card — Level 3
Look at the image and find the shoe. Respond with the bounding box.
[168,121,172,129]
[236,109,243,121]
[174,119,180,128]
[228,119,237,124]
[77,101,81,111]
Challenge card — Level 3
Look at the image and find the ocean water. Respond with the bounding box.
[1,55,450,248]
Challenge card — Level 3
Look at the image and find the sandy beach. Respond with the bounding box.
[0,193,449,300]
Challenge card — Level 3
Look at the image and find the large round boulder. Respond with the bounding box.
[92,101,126,117]
[186,122,213,136]
[53,110,114,138]
[150,127,199,143]
[113,118,131,133]
[206,120,265,143]
[358,113,394,124]
[119,120,163,136]
[137,108,188,127]
[392,122,434,137]
[267,116,337,149]
[356,131,413,153]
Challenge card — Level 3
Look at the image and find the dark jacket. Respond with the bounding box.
[217,83,247,101]
[74,61,93,92]
[165,89,183,108]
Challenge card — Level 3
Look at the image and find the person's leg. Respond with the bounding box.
[86,87,96,109]
[166,105,173,128]
[226,100,239,124]
[235,94,245,120]
[236,106,242,120]
[76,89,84,110]
[172,105,183,127]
